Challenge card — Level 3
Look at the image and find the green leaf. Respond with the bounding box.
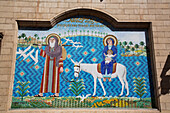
[71,86,77,92]
[17,87,22,91]
[77,87,83,92]
[77,83,83,88]
[70,89,76,95]
[135,91,140,96]
[22,87,29,93]
[23,82,29,88]
[17,91,22,96]
[135,89,141,93]
[71,83,77,89]
[23,92,28,96]
[135,85,142,90]
[77,90,83,96]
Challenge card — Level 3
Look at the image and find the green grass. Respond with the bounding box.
[11,96,152,109]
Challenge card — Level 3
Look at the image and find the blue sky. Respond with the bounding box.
[18,17,146,45]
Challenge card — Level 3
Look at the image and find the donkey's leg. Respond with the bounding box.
[123,68,129,96]
[118,76,124,97]
[98,78,106,96]
[92,77,97,97]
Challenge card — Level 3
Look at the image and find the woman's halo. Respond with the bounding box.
[46,33,61,45]
[103,35,118,46]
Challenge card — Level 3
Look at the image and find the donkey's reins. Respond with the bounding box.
[74,65,80,75]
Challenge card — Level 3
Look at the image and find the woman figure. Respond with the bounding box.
[101,36,117,82]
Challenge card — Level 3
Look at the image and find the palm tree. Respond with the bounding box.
[121,45,125,54]
[34,34,38,44]
[18,35,21,44]
[41,37,44,44]
[75,29,77,35]
[144,46,146,50]
[87,30,89,35]
[24,37,28,45]
[71,30,74,36]
[64,32,66,37]
[135,44,139,51]
[37,37,40,44]
[129,41,133,47]
[131,47,135,55]
[28,37,31,44]
[98,32,100,36]
[139,41,145,49]
[123,41,127,47]
[21,33,26,44]
[91,31,93,36]
[95,31,97,36]
[126,46,130,54]
[118,42,122,46]
[83,30,85,35]
[103,32,105,37]
[118,42,123,54]
[80,30,82,35]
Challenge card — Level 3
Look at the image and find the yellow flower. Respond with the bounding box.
[16,85,20,88]
[142,77,145,79]
[17,81,21,83]
[133,80,136,82]
[26,86,30,88]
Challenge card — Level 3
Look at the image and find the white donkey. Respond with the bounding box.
[70,58,129,97]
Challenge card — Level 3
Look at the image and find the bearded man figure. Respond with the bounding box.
[34,35,63,97]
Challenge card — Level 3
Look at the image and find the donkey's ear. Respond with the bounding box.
[79,59,83,64]
[70,58,76,64]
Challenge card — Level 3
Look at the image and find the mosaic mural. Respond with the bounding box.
[12,16,153,109]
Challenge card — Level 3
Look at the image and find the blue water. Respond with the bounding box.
[13,36,151,98]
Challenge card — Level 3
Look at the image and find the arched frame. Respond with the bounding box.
[15,8,159,110]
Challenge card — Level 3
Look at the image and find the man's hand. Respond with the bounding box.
[60,67,63,73]
[38,44,42,49]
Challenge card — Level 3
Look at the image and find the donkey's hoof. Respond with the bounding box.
[91,96,96,98]
[125,95,129,97]
[118,95,122,97]
[102,95,105,97]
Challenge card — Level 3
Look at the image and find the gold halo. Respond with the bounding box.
[103,35,118,46]
[46,33,61,45]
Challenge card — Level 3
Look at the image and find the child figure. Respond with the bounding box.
[104,49,116,64]
[103,49,116,82]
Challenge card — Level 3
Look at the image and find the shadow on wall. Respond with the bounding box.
[160,55,170,95]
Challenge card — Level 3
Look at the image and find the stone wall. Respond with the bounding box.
[0,0,170,113]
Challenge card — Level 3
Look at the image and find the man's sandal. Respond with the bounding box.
[50,95,59,97]
[34,94,43,97]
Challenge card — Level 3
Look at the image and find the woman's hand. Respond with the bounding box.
[60,67,63,73]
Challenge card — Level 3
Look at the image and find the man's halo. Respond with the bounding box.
[103,35,118,46]
[46,33,61,45]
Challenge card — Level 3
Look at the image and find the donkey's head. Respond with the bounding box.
[70,58,83,77]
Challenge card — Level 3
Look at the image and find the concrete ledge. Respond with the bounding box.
[8,108,160,113]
